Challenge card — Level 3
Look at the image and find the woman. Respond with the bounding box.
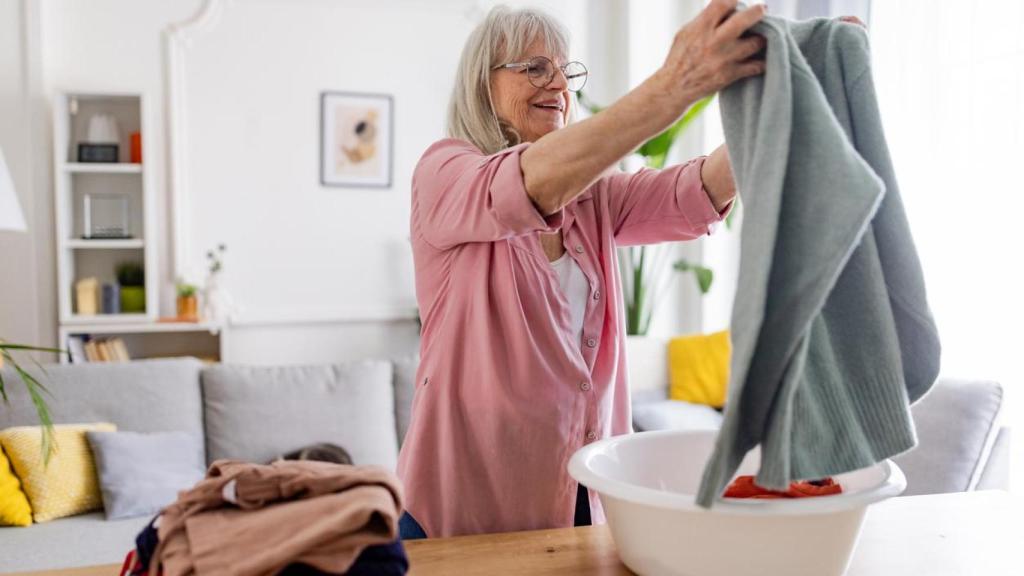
[397,0,767,539]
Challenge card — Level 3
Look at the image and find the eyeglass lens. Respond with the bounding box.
[525,57,588,92]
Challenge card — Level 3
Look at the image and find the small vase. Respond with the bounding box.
[177,295,199,321]
[120,286,146,313]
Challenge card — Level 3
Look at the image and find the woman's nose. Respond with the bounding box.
[546,66,569,91]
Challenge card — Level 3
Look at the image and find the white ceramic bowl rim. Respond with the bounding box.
[568,430,907,517]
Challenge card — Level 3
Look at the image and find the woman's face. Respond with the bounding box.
[490,37,571,143]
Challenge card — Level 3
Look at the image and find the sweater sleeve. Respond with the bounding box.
[600,156,730,247]
[412,139,564,250]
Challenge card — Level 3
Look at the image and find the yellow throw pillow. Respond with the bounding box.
[668,330,731,408]
[0,447,32,526]
[0,423,116,522]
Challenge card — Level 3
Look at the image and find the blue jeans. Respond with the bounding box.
[399,483,591,540]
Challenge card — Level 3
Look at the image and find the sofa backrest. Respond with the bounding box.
[893,376,1006,495]
[392,354,418,447]
[0,358,205,449]
[201,361,400,470]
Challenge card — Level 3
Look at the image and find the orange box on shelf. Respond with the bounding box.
[130,132,142,164]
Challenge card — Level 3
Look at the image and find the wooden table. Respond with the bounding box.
[12,491,1020,576]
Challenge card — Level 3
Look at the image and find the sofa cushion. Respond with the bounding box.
[893,377,1004,495]
[87,430,205,520]
[632,400,724,432]
[202,361,398,469]
[0,512,149,572]
[0,358,205,443]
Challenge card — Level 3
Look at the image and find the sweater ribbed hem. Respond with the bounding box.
[696,369,917,507]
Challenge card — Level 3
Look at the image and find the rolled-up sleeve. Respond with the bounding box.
[602,156,732,247]
[412,139,564,250]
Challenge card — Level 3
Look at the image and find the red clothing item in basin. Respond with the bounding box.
[723,475,843,499]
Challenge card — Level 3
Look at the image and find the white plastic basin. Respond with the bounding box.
[568,429,906,576]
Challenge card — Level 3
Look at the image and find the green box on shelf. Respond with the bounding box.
[119,286,145,313]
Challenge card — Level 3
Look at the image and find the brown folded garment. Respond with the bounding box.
[152,459,404,576]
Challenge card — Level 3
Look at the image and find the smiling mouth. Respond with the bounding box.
[533,104,564,112]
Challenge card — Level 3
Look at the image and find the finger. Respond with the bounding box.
[727,59,767,84]
[716,3,767,41]
[699,0,739,27]
[724,35,766,62]
[839,15,866,28]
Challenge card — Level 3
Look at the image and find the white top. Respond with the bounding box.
[549,251,590,349]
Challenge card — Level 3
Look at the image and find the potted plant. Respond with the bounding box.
[115,261,145,313]
[577,91,726,336]
[176,280,199,321]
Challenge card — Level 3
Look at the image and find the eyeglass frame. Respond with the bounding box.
[490,56,589,92]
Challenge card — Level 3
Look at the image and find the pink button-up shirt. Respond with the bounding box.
[397,138,727,537]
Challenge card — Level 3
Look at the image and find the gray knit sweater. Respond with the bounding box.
[696,15,942,507]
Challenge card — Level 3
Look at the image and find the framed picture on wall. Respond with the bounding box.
[320,91,393,188]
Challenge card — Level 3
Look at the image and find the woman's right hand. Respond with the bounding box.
[659,0,768,108]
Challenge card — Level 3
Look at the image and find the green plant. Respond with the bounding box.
[115,261,145,287]
[577,90,719,336]
[176,282,197,298]
[0,341,62,463]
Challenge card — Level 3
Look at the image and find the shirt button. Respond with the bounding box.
[592,290,600,301]
[574,245,584,254]
[586,337,597,348]
[586,430,597,441]
[579,381,591,392]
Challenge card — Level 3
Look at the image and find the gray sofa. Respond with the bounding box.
[0,357,419,573]
[0,355,1011,572]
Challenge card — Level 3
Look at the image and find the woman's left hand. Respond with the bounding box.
[701,15,865,214]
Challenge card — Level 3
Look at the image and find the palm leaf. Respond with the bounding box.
[1,346,60,464]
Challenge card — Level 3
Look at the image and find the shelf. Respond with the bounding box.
[65,239,144,249]
[61,321,221,335]
[63,163,142,174]
[62,313,150,325]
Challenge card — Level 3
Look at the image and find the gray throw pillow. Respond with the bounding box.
[86,430,205,520]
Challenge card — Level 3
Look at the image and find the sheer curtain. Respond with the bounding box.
[871,0,1023,490]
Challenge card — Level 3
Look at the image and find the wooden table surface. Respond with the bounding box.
[11,491,1020,576]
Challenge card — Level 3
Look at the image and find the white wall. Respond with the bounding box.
[0,0,52,353]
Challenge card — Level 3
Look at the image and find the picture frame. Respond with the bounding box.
[320,91,393,188]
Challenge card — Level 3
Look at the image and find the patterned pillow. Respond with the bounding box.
[0,423,116,522]
[0,447,32,526]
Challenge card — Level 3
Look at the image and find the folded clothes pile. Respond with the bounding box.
[119,459,408,576]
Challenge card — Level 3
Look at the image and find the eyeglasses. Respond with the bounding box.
[492,56,588,92]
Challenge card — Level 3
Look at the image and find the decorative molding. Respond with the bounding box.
[162,1,420,330]
[164,0,232,280]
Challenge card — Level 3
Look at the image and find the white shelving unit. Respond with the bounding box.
[54,91,156,324]
[53,90,225,364]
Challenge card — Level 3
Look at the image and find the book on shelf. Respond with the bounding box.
[66,336,87,364]
[77,337,131,363]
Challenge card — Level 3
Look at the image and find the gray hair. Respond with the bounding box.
[447,5,573,154]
